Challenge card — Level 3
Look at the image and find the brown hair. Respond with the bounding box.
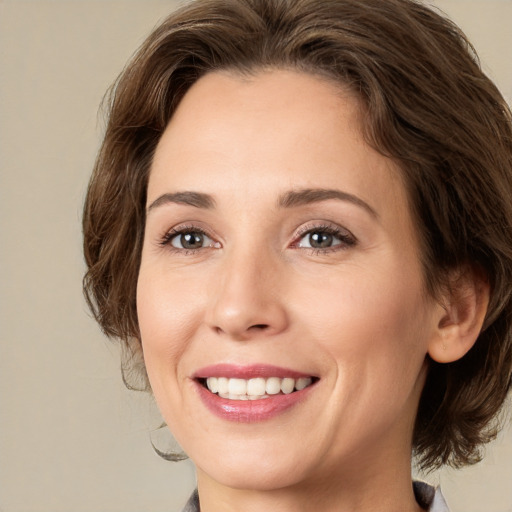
[83,0,512,470]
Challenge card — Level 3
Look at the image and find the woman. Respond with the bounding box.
[83,0,512,510]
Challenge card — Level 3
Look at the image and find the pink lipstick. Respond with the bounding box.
[192,364,318,423]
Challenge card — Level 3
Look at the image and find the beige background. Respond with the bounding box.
[1,1,511,511]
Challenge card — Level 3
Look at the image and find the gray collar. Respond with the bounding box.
[181,482,449,511]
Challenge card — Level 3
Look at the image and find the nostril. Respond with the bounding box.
[250,324,269,330]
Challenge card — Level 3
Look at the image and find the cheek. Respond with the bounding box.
[300,267,431,440]
[136,267,204,380]
[295,261,431,382]
[136,266,209,431]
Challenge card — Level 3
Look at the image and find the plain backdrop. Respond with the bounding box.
[1,1,511,511]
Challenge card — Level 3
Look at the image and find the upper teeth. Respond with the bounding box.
[205,376,313,400]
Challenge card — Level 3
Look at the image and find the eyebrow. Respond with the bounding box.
[147,191,216,213]
[147,187,377,218]
[278,188,378,218]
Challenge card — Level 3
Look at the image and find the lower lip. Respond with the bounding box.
[194,381,316,423]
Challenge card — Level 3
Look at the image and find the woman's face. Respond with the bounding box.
[137,70,440,491]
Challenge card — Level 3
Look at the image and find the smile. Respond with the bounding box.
[193,364,319,422]
[203,376,314,400]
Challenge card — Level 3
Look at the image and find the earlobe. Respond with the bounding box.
[428,267,490,364]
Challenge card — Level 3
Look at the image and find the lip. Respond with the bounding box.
[192,364,318,423]
[193,363,313,379]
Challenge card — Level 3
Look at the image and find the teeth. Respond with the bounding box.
[228,378,247,395]
[206,377,218,393]
[281,377,295,394]
[249,393,268,400]
[205,376,313,399]
[217,377,229,394]
[295,377,311,391]
[247,378,266,395]
[266,377,281,395]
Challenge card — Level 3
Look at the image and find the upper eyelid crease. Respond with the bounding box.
[159,224,213,243]
[294,224,356,245]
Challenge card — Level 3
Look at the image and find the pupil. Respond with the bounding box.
[310,231,333,248]
[181,232,203,249]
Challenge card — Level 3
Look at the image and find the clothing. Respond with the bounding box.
[413,481,450,511]
[181,481,449,511]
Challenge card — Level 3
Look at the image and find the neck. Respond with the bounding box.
[196,452,425,512]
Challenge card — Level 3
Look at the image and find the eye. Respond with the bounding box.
[298,230,339,249]
[160,227,217,251]
[172,231,213,249]
[295,226,356,251]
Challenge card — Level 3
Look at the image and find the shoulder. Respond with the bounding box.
[181,489,200,512]
[413,481,450,512]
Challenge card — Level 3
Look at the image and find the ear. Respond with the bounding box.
[428,266,490,363]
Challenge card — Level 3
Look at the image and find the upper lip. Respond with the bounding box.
[192,363,316,380]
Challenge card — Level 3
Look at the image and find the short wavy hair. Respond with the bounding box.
[83,0,512,470]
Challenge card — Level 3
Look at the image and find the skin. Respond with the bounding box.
[137,70,481,512]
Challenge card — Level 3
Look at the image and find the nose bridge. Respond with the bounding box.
[207,239,288,339]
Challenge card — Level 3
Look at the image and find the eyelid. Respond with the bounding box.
[293,221,352,238]
[155,220,356,254]
[158,223,221,250]
[170,230,215,249]
[290,221,357,250]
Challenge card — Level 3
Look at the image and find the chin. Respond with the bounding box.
[205,465,308,492]
[192,442,314,491]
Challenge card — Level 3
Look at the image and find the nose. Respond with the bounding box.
[205,245,289,341]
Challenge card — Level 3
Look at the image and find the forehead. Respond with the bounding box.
[149,69,408,221]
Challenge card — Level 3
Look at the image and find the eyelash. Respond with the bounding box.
[158,224,217,255]
[291,224,357,254]
[158,223,357,255]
